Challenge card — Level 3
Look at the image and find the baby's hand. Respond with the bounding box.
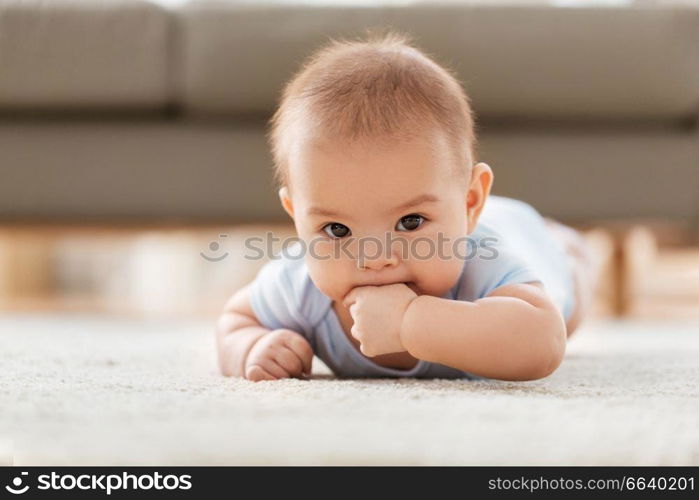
[244,329,314,382]
[342,283,418,357]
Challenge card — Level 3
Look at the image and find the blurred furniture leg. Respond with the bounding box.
[0,229,54,306]
[579,227,616,318]
[611,225,658,317]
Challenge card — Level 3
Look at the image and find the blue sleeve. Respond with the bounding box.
[490,263,542,292]
[456,230,543,301]
[247,256,325,343]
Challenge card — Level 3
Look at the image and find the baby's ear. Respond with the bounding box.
[466,162,494,233]
[278,186,295,219]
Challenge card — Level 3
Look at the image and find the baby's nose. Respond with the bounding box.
[358,257,397,271]
[356,240,399,270]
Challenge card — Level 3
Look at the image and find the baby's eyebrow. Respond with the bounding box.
[306,206,343,217]
[306,193,439,218]
[391,193,440,213]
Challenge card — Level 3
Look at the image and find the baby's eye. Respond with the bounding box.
[322,222,351,239]
[396,214,425,232]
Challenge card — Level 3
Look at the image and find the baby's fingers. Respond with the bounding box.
[246,360,290,382]
[275,346,308,378]
[245,364,276,382]
[284,335,314,376]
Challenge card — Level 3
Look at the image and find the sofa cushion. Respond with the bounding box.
[0,120,696,221]
[180,3,384,117]
[0,0,172,111]
[0,121,282,220]
[181,3,699,121]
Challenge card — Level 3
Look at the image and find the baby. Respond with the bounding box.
[215,32,598,382]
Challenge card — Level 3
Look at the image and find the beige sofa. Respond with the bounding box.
[1,0,698,223]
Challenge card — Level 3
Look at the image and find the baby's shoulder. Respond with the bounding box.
[251,250,331,330]
[453,211,542,300]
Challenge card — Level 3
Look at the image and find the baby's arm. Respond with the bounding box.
[400,282,567,381]
[216,285,313,381]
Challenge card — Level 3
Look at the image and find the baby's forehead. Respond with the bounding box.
[287,133,464,217]
[287,128,463,195]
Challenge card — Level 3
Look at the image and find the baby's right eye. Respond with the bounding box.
[322,223,351,239]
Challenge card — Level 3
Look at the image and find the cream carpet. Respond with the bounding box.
[2,313,698,465]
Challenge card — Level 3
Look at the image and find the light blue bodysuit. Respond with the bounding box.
[249,196,575,379]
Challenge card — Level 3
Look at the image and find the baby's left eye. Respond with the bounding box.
[395,214,425,232]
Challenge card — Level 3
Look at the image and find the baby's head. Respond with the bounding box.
[268,31,493,303]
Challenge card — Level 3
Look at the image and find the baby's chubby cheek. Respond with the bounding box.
[304,255,356,301]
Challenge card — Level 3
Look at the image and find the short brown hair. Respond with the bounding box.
[268,30,477,188]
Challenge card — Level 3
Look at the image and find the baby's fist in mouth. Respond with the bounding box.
[342,283,418,357]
